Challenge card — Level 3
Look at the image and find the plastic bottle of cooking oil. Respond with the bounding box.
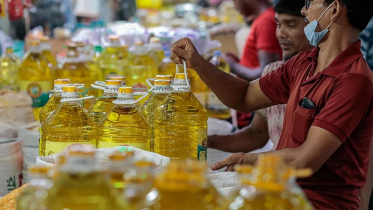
[0,47,20,91]
[123,41,158,94]
[159,51,175,76]
[88,80,122,124]
[124,160,155,210]
[18,40,54,121]
[40,86,96,156]
[107,150,134,193]
[154,73,208,160]
[75,41,103,81]
[230,154,314,210]
[207,50,231,119]
[98,35,128,79]
[57,43,97,109]
[16,166,53,210]
[46,148,129,210]
[146,161,214,210]
[99,87,150,150]
[142,79,172,152]
[148,37,164,68]
[40,36,58,68]
[189,70,208,108]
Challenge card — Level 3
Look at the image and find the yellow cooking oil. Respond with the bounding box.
[88,80,121,124]
[154,73,208,160]
[40,36,58,68]
[123,41,157,94]
[148,37,164,68]
[75,41,103,82]
[0,47,20,91]
[16,166,53,210]
[99,87,150,150]
[207,50,231,119]
[146,161,214,210]
[124,160,155,210]
[142,79,172,152]
[230,154,314,210]
[56,43,97,109]
[18,40,54,121]
[98,35,128,79]
[46,149,129,210]
[40,86,97,156]
[107,150,134,193]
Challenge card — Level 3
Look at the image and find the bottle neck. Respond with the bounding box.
[29,46,42,53]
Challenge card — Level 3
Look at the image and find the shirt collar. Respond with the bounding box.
[306,40,363,77]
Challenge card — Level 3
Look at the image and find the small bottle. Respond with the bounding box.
[46,148,129,209]
[154,73,208,160]
[40,86,97,156]
[99,87,149,150]
[0,47,20,91]
[88,80,122,124]
[107,150,134,193]
[16,166,53,210]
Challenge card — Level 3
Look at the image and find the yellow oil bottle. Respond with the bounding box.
[159,51,175,76]
[88,80,121,124]
[56,43,97,109]
[148,37,164,68]
[154,73,208,160]
[40,36,58,68]
[98,35,128,79]
[124,160,155,210]
[75,41,103,81]
[207,50,231,119]
[40,86,96,156]
[230,154,314,210]
[46,148,129,210]
[123,41,157,94]
[188,70,208,108]
[18,40,54,121]
[16,166,53,210]
[107,150,134,193]
[146,161,215,210]
[99,87,150,150]
[142,79,172,152]
[0,47,20,90]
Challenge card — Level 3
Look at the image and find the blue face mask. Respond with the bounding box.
[304,3,337,47]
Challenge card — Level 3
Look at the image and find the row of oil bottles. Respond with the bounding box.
[39,71,208,160]
[16,148,314,210]
[0,35,231,122]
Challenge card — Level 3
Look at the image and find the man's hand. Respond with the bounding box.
[170,38,206,69]
[211,153,258,171]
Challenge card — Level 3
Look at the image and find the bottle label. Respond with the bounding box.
[20,80,52,108]
[98,142,150,151]
[194,92,207,106]
[198,144,207,161]
[45,141,96,156]
[207,92,229,110]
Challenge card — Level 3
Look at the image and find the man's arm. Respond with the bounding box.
[211,126,342,172]
[206,114,270,153]
[171,38,274,113]
[359,137,373,210]
[230,51,280,82]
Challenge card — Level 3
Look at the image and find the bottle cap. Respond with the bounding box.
[30,40,40,46]
[156,75,172,80]
[135,41,144,46]
[214,50,222,56]
[175,73,189,80]
[154,80,171,86]
[119,87,133,94]
[164,51,171,57]
[5,47,14,53]
[28,166,50,174]
[150,37,160,43]
[40,36,49,42]
[108,35,120,41]
[62,86,77,93]
[54,79,71,89]
[109,76,125,82]
[105,80,121,86]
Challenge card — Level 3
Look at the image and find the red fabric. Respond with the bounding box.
[239,8,282,69]
[259,41,373,209]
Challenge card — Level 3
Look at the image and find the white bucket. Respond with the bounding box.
[0,138,23,196]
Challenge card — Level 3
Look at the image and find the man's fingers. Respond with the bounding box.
[225,165,235,172]
[211,156,233,171]
[170,54,182,64]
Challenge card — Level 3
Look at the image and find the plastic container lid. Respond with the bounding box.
[119,87,133,94]
[63,86,77,93]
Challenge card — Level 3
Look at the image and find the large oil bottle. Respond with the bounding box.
[46,148,129,210]
[207,50,231,119]
[98,87,149,150]
[98,35,128,79]
[0,47,20,90]
[154,73,208,160]
[40,36,58,68]
[18,40,54,120]
[40,86,97,156]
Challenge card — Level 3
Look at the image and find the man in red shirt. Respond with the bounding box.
[170,0,373,209]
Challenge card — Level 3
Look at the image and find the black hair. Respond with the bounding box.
[274,0,305,17]
[324,0,373,31]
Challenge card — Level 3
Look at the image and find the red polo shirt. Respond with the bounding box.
[259,41,373,209]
